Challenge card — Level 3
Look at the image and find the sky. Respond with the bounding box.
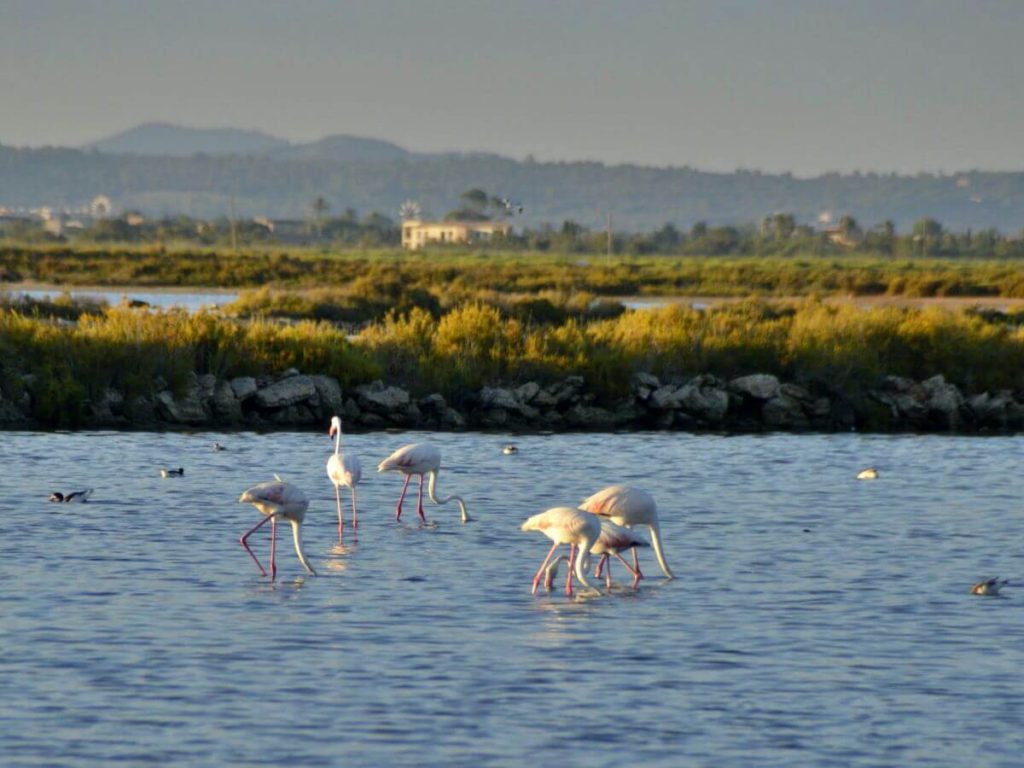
[2,0,1023,176]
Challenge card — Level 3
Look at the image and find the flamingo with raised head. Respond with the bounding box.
[521,506,602,596]
[377,442,469,523]
[592,519,650,588]
[579,485,674,580]
[327,416,362,539]
[238,478,317,580]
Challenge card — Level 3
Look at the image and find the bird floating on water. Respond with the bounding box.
[502,444,518,455]
[212,442,226,451]
[971,577,1009,596]
[160,467,185,478]
[327,415,362,539]
[377,442,469,524]
[49,489,93,503]
[238,478,316,580]
[856,468,878,480]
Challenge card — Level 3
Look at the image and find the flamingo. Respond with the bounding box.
[238,478,317,580]
[579,485,674,580]
[49,488,93,503]
[327,415,362,538]
[592,519,650,588]
[543,522,649,589]
[971,577,1009,596]
[377,442,469,523]
[520,506,601,596]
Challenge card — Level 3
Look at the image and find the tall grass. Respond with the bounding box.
[3,300,1022,425]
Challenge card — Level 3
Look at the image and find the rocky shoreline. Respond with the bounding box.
[1,369,1022,433]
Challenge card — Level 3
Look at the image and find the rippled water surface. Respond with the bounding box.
[2,430,1023,767]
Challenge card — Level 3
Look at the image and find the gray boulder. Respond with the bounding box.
[355,381,411,413]
[763,395,809,429]
[212,380,242,422]
[678,381,729,423]
[649,385,684,410]
[730,374,781,401]
[230,376,258,402]
[311,375,344,418]
[255,374,318,410]
[156,389,208,425]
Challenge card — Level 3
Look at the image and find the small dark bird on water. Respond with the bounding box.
[971,577,1010,596]
[49,489,93,503]
[160,467,185,478]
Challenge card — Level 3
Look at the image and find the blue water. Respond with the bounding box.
[1,430,1023,767]
[9,287,238,311]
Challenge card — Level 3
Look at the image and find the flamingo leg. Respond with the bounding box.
[395,474,412,520]
[632,548,643,581]
[350,487,358,532]
[531,540,561,594]
[595,554,607,578]
[603,554,613,589]
[239,514,273,576]
[269,517,278,581]
[566,544,577,597]
[416,474,426,522]
[334,484,344,540]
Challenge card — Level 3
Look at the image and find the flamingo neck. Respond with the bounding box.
[333,429,342,456]
[289,520,317,576]
[647,520,674,579]
[573,539,598,592]
[427,470,470,523]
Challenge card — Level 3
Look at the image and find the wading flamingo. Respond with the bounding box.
[377,443,469,523]
[48,489,93,503]
[521,506,601,596]
[579,485,674,580]
[238,478,317,580]
[327,416,362,538]
[592,519,650,588]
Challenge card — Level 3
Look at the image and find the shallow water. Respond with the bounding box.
[2,430,1023,767]
[10,287,238,311]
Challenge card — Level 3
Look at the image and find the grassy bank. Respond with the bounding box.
[3,245,1024,303]
[3,301,1023,425]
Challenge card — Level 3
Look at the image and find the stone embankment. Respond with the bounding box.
[1,369,1022,432]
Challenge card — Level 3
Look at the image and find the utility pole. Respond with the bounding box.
[606,211,613,263]
[229,193,238,253]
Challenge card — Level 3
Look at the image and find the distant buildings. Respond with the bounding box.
[401,218,512,250]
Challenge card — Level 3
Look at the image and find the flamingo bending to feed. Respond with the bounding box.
[327,416,362,538]
[521,506,601,596]
[592,519,650,588]
[579,484,674,580]
[377,442,469,523]
[238,478,317,580]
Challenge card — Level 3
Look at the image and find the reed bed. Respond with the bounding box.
[5,299,1022,425]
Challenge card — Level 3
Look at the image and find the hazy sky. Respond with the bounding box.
[2,0,1022,175]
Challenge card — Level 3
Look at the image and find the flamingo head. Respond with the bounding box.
[329,415,342,437]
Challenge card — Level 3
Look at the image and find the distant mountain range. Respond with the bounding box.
[2,122,1023,233]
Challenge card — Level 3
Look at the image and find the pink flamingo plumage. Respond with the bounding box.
[327,416,362,539]
[592,519,650,588]
[521,506,602,596]
[377,442,469,523]
[580,484,674,580]
[238,478,317,580]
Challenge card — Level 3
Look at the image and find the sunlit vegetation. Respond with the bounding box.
[3,245,1024,313]
[4,300,1023,426]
